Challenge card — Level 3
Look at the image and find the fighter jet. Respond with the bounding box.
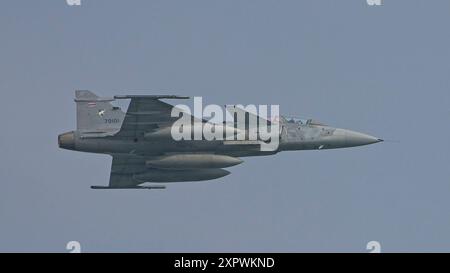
[58,90,383,189]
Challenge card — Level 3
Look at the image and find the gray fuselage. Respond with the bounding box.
[59,119,382,157]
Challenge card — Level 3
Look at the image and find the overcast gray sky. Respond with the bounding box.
[1,0,450,252]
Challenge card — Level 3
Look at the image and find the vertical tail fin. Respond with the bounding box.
[75,90,125,133]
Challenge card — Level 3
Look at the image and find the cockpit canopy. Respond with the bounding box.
[285,117,327,126]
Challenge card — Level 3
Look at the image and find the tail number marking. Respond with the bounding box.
[104,118,120,124]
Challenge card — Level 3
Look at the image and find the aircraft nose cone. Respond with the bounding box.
[344,129,383,147]
[58,131,75,150]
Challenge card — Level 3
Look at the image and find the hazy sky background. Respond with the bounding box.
[1,0,450,252]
